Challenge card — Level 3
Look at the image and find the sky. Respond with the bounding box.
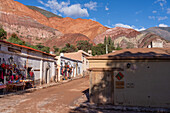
[15,0,170,31]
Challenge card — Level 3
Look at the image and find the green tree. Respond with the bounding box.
[115,43,122,50]
[7,33,51,53]
[108,36,112,45]
[36,44,50,53]
[103,36,115,53]
[76,40,93,52]
[7,33,24,45]
[60,43,77,53]
[41,46,50,53]
[104,36,107,45]
[0,26,7,40]
[92,43,106,56]
[53,46,59,53]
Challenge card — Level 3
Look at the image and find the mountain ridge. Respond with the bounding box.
[26,5,63,18]
[141,27,170,41]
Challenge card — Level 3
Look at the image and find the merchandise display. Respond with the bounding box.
[0,58,34,94]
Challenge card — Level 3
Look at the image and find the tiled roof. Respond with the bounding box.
[87,48,170,60]
[64,52,82,61]
[0,40,56,57]
[64,50,91,61]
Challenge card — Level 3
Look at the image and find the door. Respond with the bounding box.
[45,69,48,84]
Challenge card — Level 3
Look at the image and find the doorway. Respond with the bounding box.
[45,68,49,84]
[27,67,32,78]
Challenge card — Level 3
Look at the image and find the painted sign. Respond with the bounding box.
[116,72,124,80]
[116,81,124,89]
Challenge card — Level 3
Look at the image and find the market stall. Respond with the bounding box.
[0,83,6,94]
[0,57,34,94]
[60,62,73,80]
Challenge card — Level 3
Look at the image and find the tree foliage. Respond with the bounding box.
[7,33,50,53]
[53,46,59,53]
[60,43,77,53]
[0,26,7,40]
[7,33,24,45]
[76,40,93,52]
[92,43,106,56]
[5,29,122,55]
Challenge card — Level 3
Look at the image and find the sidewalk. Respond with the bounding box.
[0,75,83,98]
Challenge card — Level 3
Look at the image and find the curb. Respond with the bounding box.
[74,103,170,113]
[0,76,83,98]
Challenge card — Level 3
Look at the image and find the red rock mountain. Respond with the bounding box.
[0,0,52,27]
[94,27,169,48]
[0,0,62,45]
[94,27,141,44]
[1,0,169,49]
[0,0,108,47]
[49,17,108,40]
[45,33,94,49]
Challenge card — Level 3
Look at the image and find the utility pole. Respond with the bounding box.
[106,44,108,54]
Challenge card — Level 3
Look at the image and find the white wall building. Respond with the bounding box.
[0,40,56,86]
[56,53,82,81]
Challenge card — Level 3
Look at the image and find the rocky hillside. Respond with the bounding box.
[0,11,62,45]
[49,17,108,40]
[0,0,108,48]
[45,33,94,49]
[26,5,63,18]
[0,0,62,45]
[94,27,169,48]
[1,0,169,50]
[141,27,170,41]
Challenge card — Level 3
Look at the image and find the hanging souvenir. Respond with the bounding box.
[1,58,6,69]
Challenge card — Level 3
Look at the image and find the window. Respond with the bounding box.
[8,47,21,53]
[78,67,80,74]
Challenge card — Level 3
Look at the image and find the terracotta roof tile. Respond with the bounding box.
[0,40,56,57]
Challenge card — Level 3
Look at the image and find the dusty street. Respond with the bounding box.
[0,76,89,113]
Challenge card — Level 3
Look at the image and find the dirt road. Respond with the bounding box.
[0,76,89,113]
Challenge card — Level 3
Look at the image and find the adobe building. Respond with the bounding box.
[87,48,170,108]
[56,53,82,81]
[64,50,92,76]
[0,40,56,86]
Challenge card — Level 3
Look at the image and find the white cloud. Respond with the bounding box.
[167,8,170,14]
[154,0,167,10]
[158,16,168,20]
[154,0,167,4]
[114,23,135,29]
[105,25,112,28]
[160,3,163,7]
[38,0,89,17]
[148,16,156,20]
[38,0,69,14]
[159,23,168,27]
[60,4,89,17]
[113,23,145,31]
[84,1,97,10]
[136,27,146,31]
[135,10,142,14]
[152,10,157,13]
[90,18,96,21]
[105,6,109,11]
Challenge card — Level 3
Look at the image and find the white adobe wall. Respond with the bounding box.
[0,42,56,85]
[152,39,163,48]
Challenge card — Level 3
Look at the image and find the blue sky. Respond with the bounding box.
[15,0,170,31]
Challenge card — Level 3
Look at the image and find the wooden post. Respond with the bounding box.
[40,60,43,86]
[89,70,92,103]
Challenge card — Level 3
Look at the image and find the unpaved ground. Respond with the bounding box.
[0,76,89,113]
